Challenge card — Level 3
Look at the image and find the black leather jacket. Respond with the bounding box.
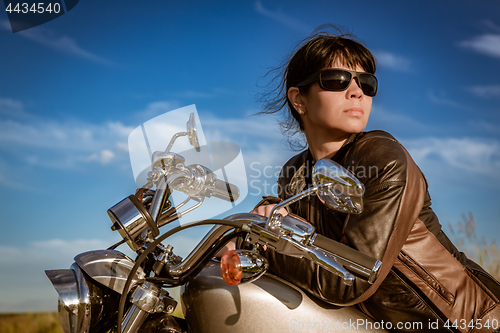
[260,131,500,333]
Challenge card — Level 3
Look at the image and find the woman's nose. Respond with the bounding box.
[346,77,364,99]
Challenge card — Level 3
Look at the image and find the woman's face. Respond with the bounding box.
[299,64,373,139]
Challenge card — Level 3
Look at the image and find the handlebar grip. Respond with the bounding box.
[312,234,381,283]
[211,178,240,202]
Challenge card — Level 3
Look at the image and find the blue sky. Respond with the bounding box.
[1,0,500,312]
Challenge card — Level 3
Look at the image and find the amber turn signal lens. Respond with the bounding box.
[220,250,242,286]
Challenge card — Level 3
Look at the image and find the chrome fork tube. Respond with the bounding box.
[168,224,233,277]
[121,305,149,333]
[149,177,168,224]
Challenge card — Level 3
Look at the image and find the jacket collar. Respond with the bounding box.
[288,133,362,196]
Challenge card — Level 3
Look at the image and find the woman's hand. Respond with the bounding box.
[250,204,288,252]
[250,204,288,218]
[215,239,236,258]
[216,205,287,258]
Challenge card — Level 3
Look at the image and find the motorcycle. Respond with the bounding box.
[46,112,389,333]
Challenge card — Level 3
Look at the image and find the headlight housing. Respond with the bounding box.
[46,263,118,333]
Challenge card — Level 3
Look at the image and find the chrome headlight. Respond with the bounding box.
[46,263,118,333]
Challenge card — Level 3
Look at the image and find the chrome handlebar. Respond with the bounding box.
[164,213,381,286]
[145,159,240,226]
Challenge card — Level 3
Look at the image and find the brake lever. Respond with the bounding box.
[270,236,355,285]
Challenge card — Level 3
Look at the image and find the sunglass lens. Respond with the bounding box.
[359,74,378,97]
[320,70,351,91]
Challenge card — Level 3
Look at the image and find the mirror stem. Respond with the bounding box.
[164,132,188,153]
[266,184,328,229]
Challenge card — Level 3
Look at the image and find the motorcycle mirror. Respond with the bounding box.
[220,250,268,286]
[187,112,200,152]
[312,159,364,214]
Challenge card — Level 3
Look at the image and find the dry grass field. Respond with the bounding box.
[0,313,63,333]
[447,212,500,280]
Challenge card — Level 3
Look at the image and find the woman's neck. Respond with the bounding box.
[304,130,349,161]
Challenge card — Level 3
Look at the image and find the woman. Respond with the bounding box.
[251,28,500,332]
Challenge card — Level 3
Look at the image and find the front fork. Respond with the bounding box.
[122,306,149,333]
[121,281,178,333]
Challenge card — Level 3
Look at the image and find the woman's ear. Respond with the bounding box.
[287,87,306,115]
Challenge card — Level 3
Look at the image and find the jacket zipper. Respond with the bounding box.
[399,250,455,305]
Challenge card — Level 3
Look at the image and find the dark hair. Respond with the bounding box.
[258,25,376,149]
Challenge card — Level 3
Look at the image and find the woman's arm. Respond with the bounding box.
[263,134,426,305]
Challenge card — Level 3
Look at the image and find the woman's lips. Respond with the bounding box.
[344,107,364,116]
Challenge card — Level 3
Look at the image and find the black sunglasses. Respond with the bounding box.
[296,68,378,97]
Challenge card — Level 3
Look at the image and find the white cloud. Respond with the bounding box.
[0,158,35,190]
[87,149,115,164]
[482,20,500,34]
[0,238,119,312]
[198,113,298,198]
[0,20,114,65]
[468,85,500,99]
[368,105,436,133]
[0,99,134,171]
[0,97,29,118]
[0,120,105,150]
[254,0,312,33]
[170,88,235,99]
[0,231,217,312]
[459,34,500,59]
[428,91,469,110]
[202,112,284,144]
[131,101,182,124]
[373,50,412,72]
[403,137,500,179]
[0,238,113,277]
[469,119,500,134]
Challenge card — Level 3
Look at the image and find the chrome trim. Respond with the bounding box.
[168,213,263,277]
[369,259,383,284]
[244,215,355,285]
[160,112,199,154]
[157,196,191,227]
[313,158,364,214]
[267,184,325,229]
[277,237,355,285]
[235,250,269,284]
[148,176,168,225]
[130,282,161,313]
[164,133,187,155]
[168,224,234,277]
[121,305,149,333]
[278,215,315,245]
[157,197,204,227]
[45,269,79,315]
[107,195,154,251]
[187,112,200,152]
[73,263,91,333]
[74,250,145,294]
[45,264,91,333]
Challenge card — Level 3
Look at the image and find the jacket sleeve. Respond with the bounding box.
[263,135,426,305]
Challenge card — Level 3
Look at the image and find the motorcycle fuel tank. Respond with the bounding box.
[181,262,388,333]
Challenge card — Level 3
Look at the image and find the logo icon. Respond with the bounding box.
[128,105,248,225]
